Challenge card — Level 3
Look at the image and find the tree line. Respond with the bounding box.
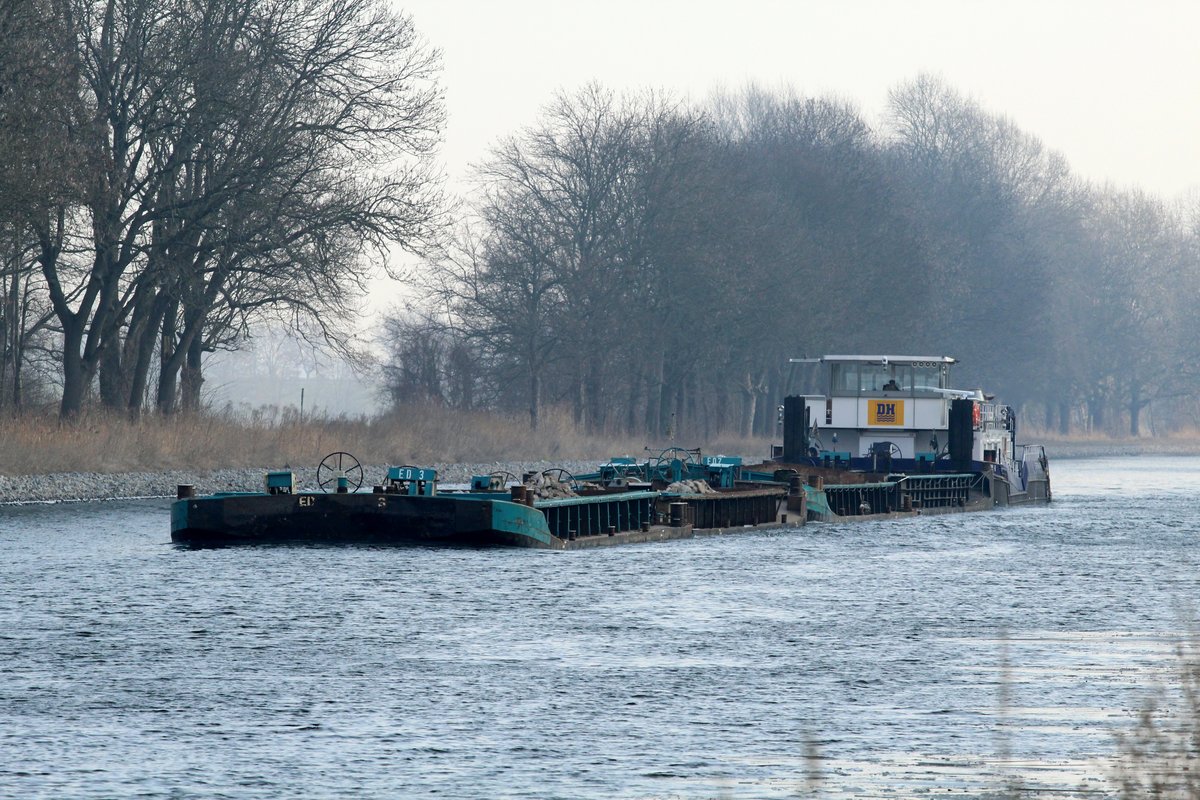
[385,77,1200,439]
[4,2,1197,438]
[0,0,443,417]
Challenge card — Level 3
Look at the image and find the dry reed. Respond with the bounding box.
[0,405,759,475]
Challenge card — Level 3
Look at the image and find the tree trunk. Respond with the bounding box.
[2,283,19,407]
[156,301,180,415]
[625,366,642,436]
[527,364,540,431]
[123,283,171,417]
[646,353,665,439]
[1090,397,1105,432]
[180,336,204,412]
[60,320,88,419]
[1129,382,1142,437]
[585,361,603,436]
[98,340,126,409]
[673,377,686,441]
[126,310,165,418]
[571,371,584,428]
[739,370,755,438]
[1057,400,1071,436]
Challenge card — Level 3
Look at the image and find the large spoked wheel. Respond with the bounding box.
[650,447,696,483]
[317,451,364,493]
[540,468,578,491]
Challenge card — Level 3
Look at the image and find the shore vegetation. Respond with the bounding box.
[0,404,776,476]
[3,403,1199,477]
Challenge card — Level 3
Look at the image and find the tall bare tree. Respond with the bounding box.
[0,0,86,410]
[19,0,442,418]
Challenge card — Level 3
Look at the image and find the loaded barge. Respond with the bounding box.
[171,451,797,549]
[171,354,1050,548]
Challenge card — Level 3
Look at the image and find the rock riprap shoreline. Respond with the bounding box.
[4,442,1195,505]
[0,461,603,505]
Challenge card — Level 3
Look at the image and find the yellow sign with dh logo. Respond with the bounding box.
[868,399,904,426]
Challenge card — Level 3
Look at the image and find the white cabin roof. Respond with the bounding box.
[789,355,957,365]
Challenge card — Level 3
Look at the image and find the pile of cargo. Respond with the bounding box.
[525,473,578,500]
[665,479,717,495]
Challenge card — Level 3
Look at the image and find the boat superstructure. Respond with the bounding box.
[777,354,1050,509]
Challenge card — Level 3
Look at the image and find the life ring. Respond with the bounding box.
[972,403,981,428]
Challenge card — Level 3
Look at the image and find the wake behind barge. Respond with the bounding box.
[171,354,1049,548]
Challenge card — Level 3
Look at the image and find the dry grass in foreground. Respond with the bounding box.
[0,405,774,476]
[1112,637,1200,799]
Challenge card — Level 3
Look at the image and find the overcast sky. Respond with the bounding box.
[398,0,1200,201]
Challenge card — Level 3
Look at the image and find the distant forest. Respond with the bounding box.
[3,0,1198,438]
[385,79,1200,439]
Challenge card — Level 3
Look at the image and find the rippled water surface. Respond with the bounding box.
[3,456,1200,798]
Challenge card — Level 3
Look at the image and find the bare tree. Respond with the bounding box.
[19,0,441,418]
[1079,188,1192,435]
[0,0,86,410]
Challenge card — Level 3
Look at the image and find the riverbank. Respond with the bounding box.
[1039,438,1200,459]
[2,439,1198,505]
[0,460,608,505]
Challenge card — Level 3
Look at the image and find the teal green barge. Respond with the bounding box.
[171,453,795,549]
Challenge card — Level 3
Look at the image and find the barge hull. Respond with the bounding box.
[172,492,556,548]
[172,484,793,550]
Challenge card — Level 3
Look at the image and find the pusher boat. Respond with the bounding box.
[769,354,1050,517]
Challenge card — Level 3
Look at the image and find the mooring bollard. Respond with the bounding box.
[807,474,824,491]
[641,521,651,532]
[669,502,686,527]
[607,525,616,536]
[781,513,788,525]
[510,485,527,504]
[176,484,194,499]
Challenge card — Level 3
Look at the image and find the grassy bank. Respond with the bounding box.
[0,405,772,476]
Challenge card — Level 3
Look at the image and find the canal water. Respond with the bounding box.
[1,456,1198,798]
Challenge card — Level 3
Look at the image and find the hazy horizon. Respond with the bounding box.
[397,0,1199,201]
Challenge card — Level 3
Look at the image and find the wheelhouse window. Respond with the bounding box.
[830,360,941,394]
[859,364,887,392]
[912,363,943,392]
[888,365,912,391]
[858,364,912,393]
[831,363,860,394]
